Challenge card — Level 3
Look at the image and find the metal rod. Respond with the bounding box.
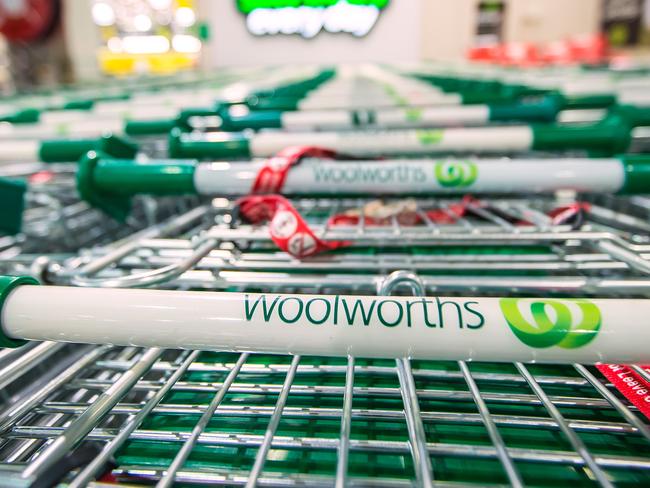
[156,352,248,488]
[574,364,650,442]
[458,360,523,487]
[0,346,110,435]
[246,355,301,488]
[0,342,63,391]
[515,362,614,488]
[396,358,435,488]
[334,355,355,488]
[69,350,201,487]
[21,348,162,481]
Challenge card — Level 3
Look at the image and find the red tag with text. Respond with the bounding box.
[238,195,348,258]
[548,202,591,226]
[252,146,338,194]
[596,364,650,420]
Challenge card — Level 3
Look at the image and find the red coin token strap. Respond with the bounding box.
[251,146,338,194]
[239,194,347,258]
[596,364,650,420]
[245,146,349,257]
[245,147,593,257]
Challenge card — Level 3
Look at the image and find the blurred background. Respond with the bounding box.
[1,0,650,90]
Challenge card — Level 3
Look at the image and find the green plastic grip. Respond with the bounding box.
[77,151,197,220]
[620,155,650,194]
[62,99,95,110]
[124,118,178,136]
[168,128,251,160]
[532,115,632,155]
[559,93,617,110]
[613,105,650,128]
[0,275,39,348]
[218,110,283,131]
[0,178,27,235]
[0,108,40,124]
[38,134,138,163]
[489,96,561,123]
[245,96,300,111]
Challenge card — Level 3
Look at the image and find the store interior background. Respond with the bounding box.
[1,0,649,89]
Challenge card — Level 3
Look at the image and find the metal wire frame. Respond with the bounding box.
[1,338,650,485]
[0,163,203,275]
[218,195,650,242]
[0,164,115,258]
[0,195,647,485]
[46,195,650,295]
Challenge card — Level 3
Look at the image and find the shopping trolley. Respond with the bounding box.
[2,203,650,486]
[2,67,650,488]
[2,193,649,484]
[39,190,650,290]
[0,160,202,277]
[0,67,332,163]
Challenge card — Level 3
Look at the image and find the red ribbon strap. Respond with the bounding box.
[238,195,347,258]
[596,364,650,420]
[252,146,338,194]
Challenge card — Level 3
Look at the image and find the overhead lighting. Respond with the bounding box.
[148,0,173,9]
[172,34,202,53]
[121,35,170,54]
[92,2,115,26]
[174,7,196,27]
[134,14,153,32]
[107,37,123,53]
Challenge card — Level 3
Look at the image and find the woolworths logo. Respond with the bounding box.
[500,298,601,349]
[244,294,485,329]
[434,161,478,188]
[416,130,443,146]
[405,108,422,122]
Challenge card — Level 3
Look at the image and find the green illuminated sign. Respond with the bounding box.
[237,0,389,14]
[237,0,390,38]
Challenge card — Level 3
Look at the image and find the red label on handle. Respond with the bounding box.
[596,364,650,420]
[252,146,338,194]
[239,194,347,258]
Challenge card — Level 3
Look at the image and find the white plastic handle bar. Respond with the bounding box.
[0,281,647,364]
[194,157,625,195]
[0,140,40,161]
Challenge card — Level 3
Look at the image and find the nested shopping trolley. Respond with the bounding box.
[0,159,200,278]
[3,63,650,487]
[2,189,650,487]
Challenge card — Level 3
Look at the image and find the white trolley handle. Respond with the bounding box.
[0,276,646,364]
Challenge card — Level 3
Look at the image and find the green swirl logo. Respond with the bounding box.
[416,129,443,146]
[405,108,422,122]
[434,161,478,188]
[500,298,601,349]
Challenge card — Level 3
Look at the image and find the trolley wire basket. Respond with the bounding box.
[46,195,650,296]
[3,64,650,487]
[0,162,202,276]
[0,194,646,485]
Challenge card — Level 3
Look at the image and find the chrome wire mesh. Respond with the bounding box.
[1,343,650,486]
[4,55,650,486]
[0,194,646,485]
[46,195,650,295]
[0,162,202,276]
